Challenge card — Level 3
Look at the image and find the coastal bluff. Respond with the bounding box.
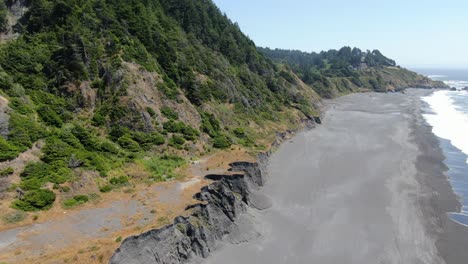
[109,161,268,264]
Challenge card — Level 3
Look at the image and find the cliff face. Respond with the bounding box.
[110,162,267,264]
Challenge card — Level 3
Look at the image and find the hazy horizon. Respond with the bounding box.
[213,0,468,69]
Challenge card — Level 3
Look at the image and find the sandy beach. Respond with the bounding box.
[202,89,467,264]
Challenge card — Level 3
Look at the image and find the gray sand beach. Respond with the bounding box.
[203,90,467,264]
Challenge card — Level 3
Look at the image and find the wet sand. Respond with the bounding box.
[204,90,467,264]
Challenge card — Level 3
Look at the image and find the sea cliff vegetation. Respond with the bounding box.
[0,0,444,212]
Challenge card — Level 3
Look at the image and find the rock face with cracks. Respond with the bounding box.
[110,162,267,264]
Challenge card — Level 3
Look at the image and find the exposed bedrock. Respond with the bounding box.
[109,162,268,264]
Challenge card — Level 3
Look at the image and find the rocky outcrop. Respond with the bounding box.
[110,162,267,264]
[0,0,29,41]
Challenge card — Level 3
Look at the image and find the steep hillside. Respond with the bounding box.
[0,0,320,213]
[259,47,448,98]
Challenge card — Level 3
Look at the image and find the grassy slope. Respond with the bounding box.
[0,0,320,214]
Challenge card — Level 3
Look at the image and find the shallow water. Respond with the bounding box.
[421,71,468,226]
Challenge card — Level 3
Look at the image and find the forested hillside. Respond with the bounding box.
[0,0,320,212]
[0,0,446,214]
[259,47,447,98]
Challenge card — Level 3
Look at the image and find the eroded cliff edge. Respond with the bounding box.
[110,161,267,264]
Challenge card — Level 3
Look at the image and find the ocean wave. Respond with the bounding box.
[422,91,468,164]
[428,75,447,78]
[444,80,468,89]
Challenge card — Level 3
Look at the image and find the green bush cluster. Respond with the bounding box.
[12,189,56,211]
[63,195,89,208]
[0,167,14,177]
[0,137,19,161]
[212,135,232,149]
[110,126,165,152]
[146,107,156,117]
[160,106,179,120]
[169,135,186,149]
[99,185,113,193]
[109,175,129,186]
[200,112,221,138]
[163,121,199,141]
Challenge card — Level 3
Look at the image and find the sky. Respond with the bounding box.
[212,0,468,69]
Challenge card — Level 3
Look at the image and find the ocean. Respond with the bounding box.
[415,69,468,226]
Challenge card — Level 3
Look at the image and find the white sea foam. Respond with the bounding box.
[428,75,447,79]
[445,80,468,90]
[423,91,468,163]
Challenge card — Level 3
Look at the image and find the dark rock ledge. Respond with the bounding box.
[110,162,266,264]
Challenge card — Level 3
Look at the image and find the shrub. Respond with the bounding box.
[59,185,71,192]
[79,152,112,176]
[131,132,165,150]
[71,125,98,150]
[109,126,131,142]
[99,141,119,154]
[92,110,106,126]
[12,189,56,211]
[99,185,112,193]
[0,137,19,161]
[2,211,26,224]
[41,137,73,163]
[63,195,89,208]
[181,126,199,141]
[146,107,156,117]
[163,120,185,133]
[200,112,221,138]
[160,106,179,120]
[0,167,14,177]
[117,135,141,152]
[163,121,198,141]
[109,175,129,185]
[233,127,246,138]
[8,113,46,149]
[169,135,185,149]
[149,133,165,145]
[21,162,50,181]
[213,135,231,149]
[37,105,63,127]
[9,97,34,115]
[58,131,83,149]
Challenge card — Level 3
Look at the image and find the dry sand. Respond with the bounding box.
[204,90,466,264]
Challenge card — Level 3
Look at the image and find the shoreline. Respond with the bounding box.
[415,97,468,263]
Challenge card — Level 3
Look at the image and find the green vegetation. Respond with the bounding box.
[0,167,14,177]
[139,155,186,181]
[63,195,89,208]
[12,189,56,211]
[160,106,179,120]
[0,0,437,212]
[99,185,113,193]
[258,47,445,97]
[2,211,27,224]
[213,135,232,149]
[109,176,129,186]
